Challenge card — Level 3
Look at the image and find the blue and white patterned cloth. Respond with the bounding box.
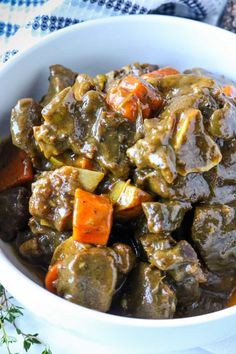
[0,0,227,65]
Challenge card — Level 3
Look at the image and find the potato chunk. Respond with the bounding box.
[110,180,152,219]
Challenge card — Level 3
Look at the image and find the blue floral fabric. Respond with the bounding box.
[0,0,227,64]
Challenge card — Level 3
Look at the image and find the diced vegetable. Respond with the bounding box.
[106,86,140,122]
[120,75,162,114]
[50,155,93,170]
[227,289,236,307]
[0,143,33,192]
[73,189,113,245]
[106,74,162,121]
[49,156,64,168]
[109,180,128,204]
[75,168,104,192]
[223,85,236,98]
[74,157,93,170]
[45,262,61,293]
[142,67,180,80]
[95,73,107,91]
[72,74,97,101]
[110,180,152,219]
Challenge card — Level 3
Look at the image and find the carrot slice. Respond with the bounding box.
[74,157,93,170]
[223,85,236,98]
[120,75,162,112]
[106,86,139,122]
[45,263,61,293]
[106,75,162,121]
[142,67,180,80]
[73,188,113,245]
[0,143,33,192]
[227,289,236,307]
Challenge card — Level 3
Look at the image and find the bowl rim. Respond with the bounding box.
[1,14,236,328]
[1,13,236,73]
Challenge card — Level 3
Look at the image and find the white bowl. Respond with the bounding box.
[0,15,236,353]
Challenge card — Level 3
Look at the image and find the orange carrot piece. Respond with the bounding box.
[120,75,162,112]
[106,86,139,122]
[0,146,33,192]
[142,67,180,80]
[227,289,236,307]
[106,75,162,121]
[45,263,61,293]
[73,188,113,245]
[223,85,236,98]
[120,75,149,100]
[75,157,93,170]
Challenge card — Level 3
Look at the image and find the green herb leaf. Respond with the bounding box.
[0,284,52,353]
[42,348,53,354]
[23,338,32,352]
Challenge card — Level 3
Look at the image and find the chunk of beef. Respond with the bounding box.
[34,88,135,178]
[51,237,91,264]
[176,290,226,318]
[201,270,236,295]
[10,98,43,167]
[142,201,191,234]
[112,243,136,275]
[118,262,176,319]
[56,248,117,312]
[16,218,70,265]
[204,139,236,204]
[192,205,236,272]
[140,234,206,305]
[127,109,221,183]
[134,168,210,203]
[29,166,104,231]
[52,240,135,312]
[209,101,236,140]
[0,139,33,192]
[151,74,215,97]
[41,64,77,106]
[92,111,135,178]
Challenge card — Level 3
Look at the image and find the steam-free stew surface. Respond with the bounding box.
[1,62,236,319]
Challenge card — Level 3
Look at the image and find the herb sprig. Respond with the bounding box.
[0,284,52,354]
